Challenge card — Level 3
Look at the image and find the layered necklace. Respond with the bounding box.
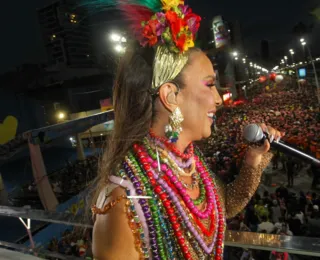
[118,132,225,260]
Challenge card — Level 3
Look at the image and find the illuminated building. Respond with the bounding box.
[38,0,95,68]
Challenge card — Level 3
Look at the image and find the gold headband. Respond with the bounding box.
[151,46,189,92]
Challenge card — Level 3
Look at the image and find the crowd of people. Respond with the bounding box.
[225,185,320,260]
[51,156,98,200]
[47,228,93,259]
[200,81,320,186]
[0,133,26,161]
[197,80,320,259]
[11,156,98,208]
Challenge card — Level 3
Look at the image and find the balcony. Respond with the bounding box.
[0,205,319,259]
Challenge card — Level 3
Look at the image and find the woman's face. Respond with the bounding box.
[178,51,222,141]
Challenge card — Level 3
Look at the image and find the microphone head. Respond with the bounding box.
[243,124,264,142]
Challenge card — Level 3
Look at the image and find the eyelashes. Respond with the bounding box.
[202,80,216,88]
[206,83,216,88]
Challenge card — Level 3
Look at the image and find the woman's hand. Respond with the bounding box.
[245,123,285,168]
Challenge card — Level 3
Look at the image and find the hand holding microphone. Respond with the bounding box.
[242,123,284,168]
[244,124,320,166]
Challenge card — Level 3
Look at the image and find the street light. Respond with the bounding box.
[57,112,65,120]
[232,51,238,57]
[300,39,320,104]
[114,44,125,53]
[289,49,300,91]
[109,32,127,54]
[110,33,121,42]
[289,49,295,64]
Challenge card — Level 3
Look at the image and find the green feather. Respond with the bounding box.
[78,0,162,13]
[131,0,162,12]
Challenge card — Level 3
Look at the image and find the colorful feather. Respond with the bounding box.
[79,0,162,13]
[129,0,162,12]
[119,4,154,40]
[79,0,201,53]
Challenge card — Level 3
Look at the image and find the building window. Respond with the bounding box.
[50,34,57,41]
[69,13,77,23]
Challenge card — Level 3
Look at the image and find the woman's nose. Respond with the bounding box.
[213,87,223,107]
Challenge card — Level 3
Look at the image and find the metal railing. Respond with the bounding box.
[0,240,83,260]
[225,231,320,257]
[1,205,320,258]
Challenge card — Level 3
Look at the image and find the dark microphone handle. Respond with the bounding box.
[262,133,320,165]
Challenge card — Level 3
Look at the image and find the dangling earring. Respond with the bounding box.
[165,107,184,143]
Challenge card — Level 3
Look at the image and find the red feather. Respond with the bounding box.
[119,4,153,40]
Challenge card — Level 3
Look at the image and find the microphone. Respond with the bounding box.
[243,124,320,166]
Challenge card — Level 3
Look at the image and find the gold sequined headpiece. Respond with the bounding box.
[151,46,189,91]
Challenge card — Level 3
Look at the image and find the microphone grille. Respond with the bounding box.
[243,124,264,142]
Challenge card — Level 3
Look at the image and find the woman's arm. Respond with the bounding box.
[223,123,283,219]
[92,187,140,260]
[225,152,273,219]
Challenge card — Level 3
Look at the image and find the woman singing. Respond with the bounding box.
[89,0,283,259]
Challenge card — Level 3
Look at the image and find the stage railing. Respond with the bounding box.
[1,205,320,259]
[0,240,83,260]
[225,231,320,257]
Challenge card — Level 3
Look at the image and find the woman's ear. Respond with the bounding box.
[158,82,179,112]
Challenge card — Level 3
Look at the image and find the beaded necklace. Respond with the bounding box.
[143,138,200,192]
[148,138,195,173]
[149,144,196,177]
[116,138,225,259]
[149,130,194,160]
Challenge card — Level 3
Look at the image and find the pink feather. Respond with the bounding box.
[119,4,154,40]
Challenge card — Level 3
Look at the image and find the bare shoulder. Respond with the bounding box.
[92,186,140,260]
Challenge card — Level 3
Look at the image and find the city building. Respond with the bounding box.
[38,0,95,68]
[196,17,215,51]
[229,20,244,53]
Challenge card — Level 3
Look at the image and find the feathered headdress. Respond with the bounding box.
[123,0,201,53]
[80,0,201,89]
[81,0,201,53]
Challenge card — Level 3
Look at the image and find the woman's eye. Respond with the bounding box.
[206,83,215,88]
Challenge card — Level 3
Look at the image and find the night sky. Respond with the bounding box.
[0,0,319,73]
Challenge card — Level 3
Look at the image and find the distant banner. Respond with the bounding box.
[100,98,113,112]
[212,16,230,49]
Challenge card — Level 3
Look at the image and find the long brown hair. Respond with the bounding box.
[93,43,200,201]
